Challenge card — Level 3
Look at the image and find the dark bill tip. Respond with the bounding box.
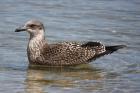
[15,27,26,32]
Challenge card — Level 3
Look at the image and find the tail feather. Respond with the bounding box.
[105,45,126,54]
[88,45,126,61]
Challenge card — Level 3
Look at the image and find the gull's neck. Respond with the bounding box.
[28,30,46,47]
[27,30,46,62]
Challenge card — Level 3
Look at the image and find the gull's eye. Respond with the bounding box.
[29,24,36,28]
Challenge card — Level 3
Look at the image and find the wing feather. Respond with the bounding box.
[42,42,96,66]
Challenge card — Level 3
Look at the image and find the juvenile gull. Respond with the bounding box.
[15,20,125,66]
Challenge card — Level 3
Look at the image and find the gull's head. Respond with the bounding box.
[15,20,45,36]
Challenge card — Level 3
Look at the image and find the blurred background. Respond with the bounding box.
[0,0,140,93]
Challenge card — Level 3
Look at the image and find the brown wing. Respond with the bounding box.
[39,41,124,66]
[81,41,106,54]
[41,42,96,66]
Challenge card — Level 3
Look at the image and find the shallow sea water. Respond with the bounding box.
[0,0,140,93]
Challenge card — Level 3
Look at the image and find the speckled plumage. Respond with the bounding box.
[15,20,126,66]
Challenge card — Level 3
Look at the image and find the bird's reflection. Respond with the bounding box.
[25,64,108,93]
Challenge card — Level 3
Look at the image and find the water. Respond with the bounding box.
[0,0,140,93]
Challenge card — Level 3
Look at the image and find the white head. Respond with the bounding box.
[15,20,45,38]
